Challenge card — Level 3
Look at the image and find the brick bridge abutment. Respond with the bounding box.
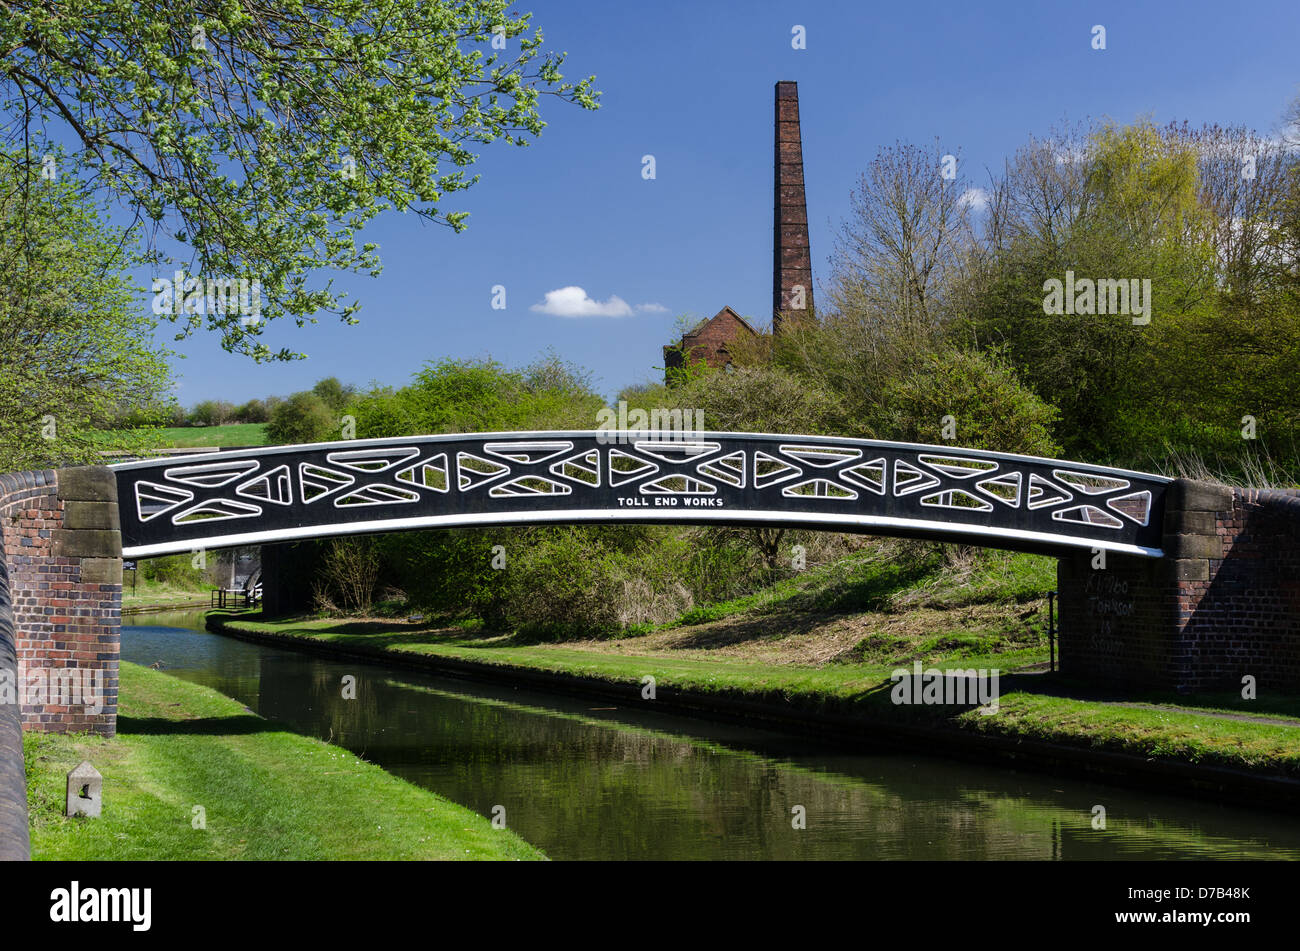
[1059,480,1300,692]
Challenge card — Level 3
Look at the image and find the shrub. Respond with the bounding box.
[266,391,337,444]
[187,399,235,427]
[315,537,381,614]
[234,398,270,423]
[876,348,1061,456]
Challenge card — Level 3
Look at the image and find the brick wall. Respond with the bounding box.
[662,306,756,378]
[0,467,121,735]
[1059,479,1300,693]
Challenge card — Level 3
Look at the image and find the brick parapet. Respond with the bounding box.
[0,467,121,736]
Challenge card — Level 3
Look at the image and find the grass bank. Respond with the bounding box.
[207,609,1300,786]
[123,575,215,612]
[23,662,543,860]
[103,422,269,451]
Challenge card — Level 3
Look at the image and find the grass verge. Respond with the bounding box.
[123,576,215,611]
[24,662,543,860]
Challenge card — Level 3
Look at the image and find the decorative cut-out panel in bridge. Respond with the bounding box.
[920,489,994,513]
[780,445,862,468]
[300,463,354,503]
[174,498,262,524]
[783,478,857,500]
[395,454,450,493]
[893,460,941,497]
[484,441,573,464]
[325,447,420,473]
[632,440,721,464]
[1027,474,1072,511]
[164,459,260,489]
[1053,469,1130,495]
[754,451,801,488]
[135,481,195,522]
[697,451,745,488]
[335,483,421,507]
[1052,504,1124,529]
[975,472,1022,507]
[642,475,717,495]
[919,455,999,479]
[608,449,658,487]
[551,450,601,487]
[1107,490,1152,526]
[457,452,510,490]
[840,458,887,495]
[490,476,573,498]
[236,465,293,506]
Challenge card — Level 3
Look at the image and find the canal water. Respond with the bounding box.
[124,611,1300,860]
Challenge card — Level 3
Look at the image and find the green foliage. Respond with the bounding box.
[265,391,337,445]
[2,1,599,361]
[622,364,840,436]
[876,349,1061,456]
[0,150,172,470]
[187,399,235,427]
[316,537,381,614]
[311,378,356,414]
[234,399,270,424]
[351,351,604,438]
[136,553,205,587]
[959,118,1297,472]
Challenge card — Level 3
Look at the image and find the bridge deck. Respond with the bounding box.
[110,432,1170,559]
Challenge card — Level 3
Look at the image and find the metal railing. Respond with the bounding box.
[211,586,261,610]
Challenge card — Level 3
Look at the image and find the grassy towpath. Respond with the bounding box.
[24,662,544,860]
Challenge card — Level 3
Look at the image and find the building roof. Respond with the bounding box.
[681,305,759,339]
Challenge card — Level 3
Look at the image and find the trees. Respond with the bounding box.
[265,391,336,445]
[188,399,234,426]
[962,121,1218,461]
[311,377,356,415]
[961,118,1298,469]
[1,2,598,361]
[351,353,603,438]
[827,140,975,346]
[0,151,171,470]
[877,349,1060,457]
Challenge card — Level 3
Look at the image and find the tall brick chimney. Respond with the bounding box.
[773,81,813,333]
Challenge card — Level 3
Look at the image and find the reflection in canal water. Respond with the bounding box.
[124,611,1300,860]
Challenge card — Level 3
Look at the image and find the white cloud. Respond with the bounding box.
[958,187,991,212]
[530,286,665,318]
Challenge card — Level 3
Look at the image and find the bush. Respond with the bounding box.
[875,348,1061,456]
[266,391,337,444]
[621,364,840,436]
[314,537,381,614]
[136,553,206,587]
[187,399,235,427]
[312,377,356,414]
[234,398,270,423]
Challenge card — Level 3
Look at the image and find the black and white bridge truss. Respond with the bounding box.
[112,432,1170,559]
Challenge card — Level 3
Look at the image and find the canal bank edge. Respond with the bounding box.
[204,613,1300,816]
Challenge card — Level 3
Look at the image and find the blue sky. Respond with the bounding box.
[144,0,1300,405]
